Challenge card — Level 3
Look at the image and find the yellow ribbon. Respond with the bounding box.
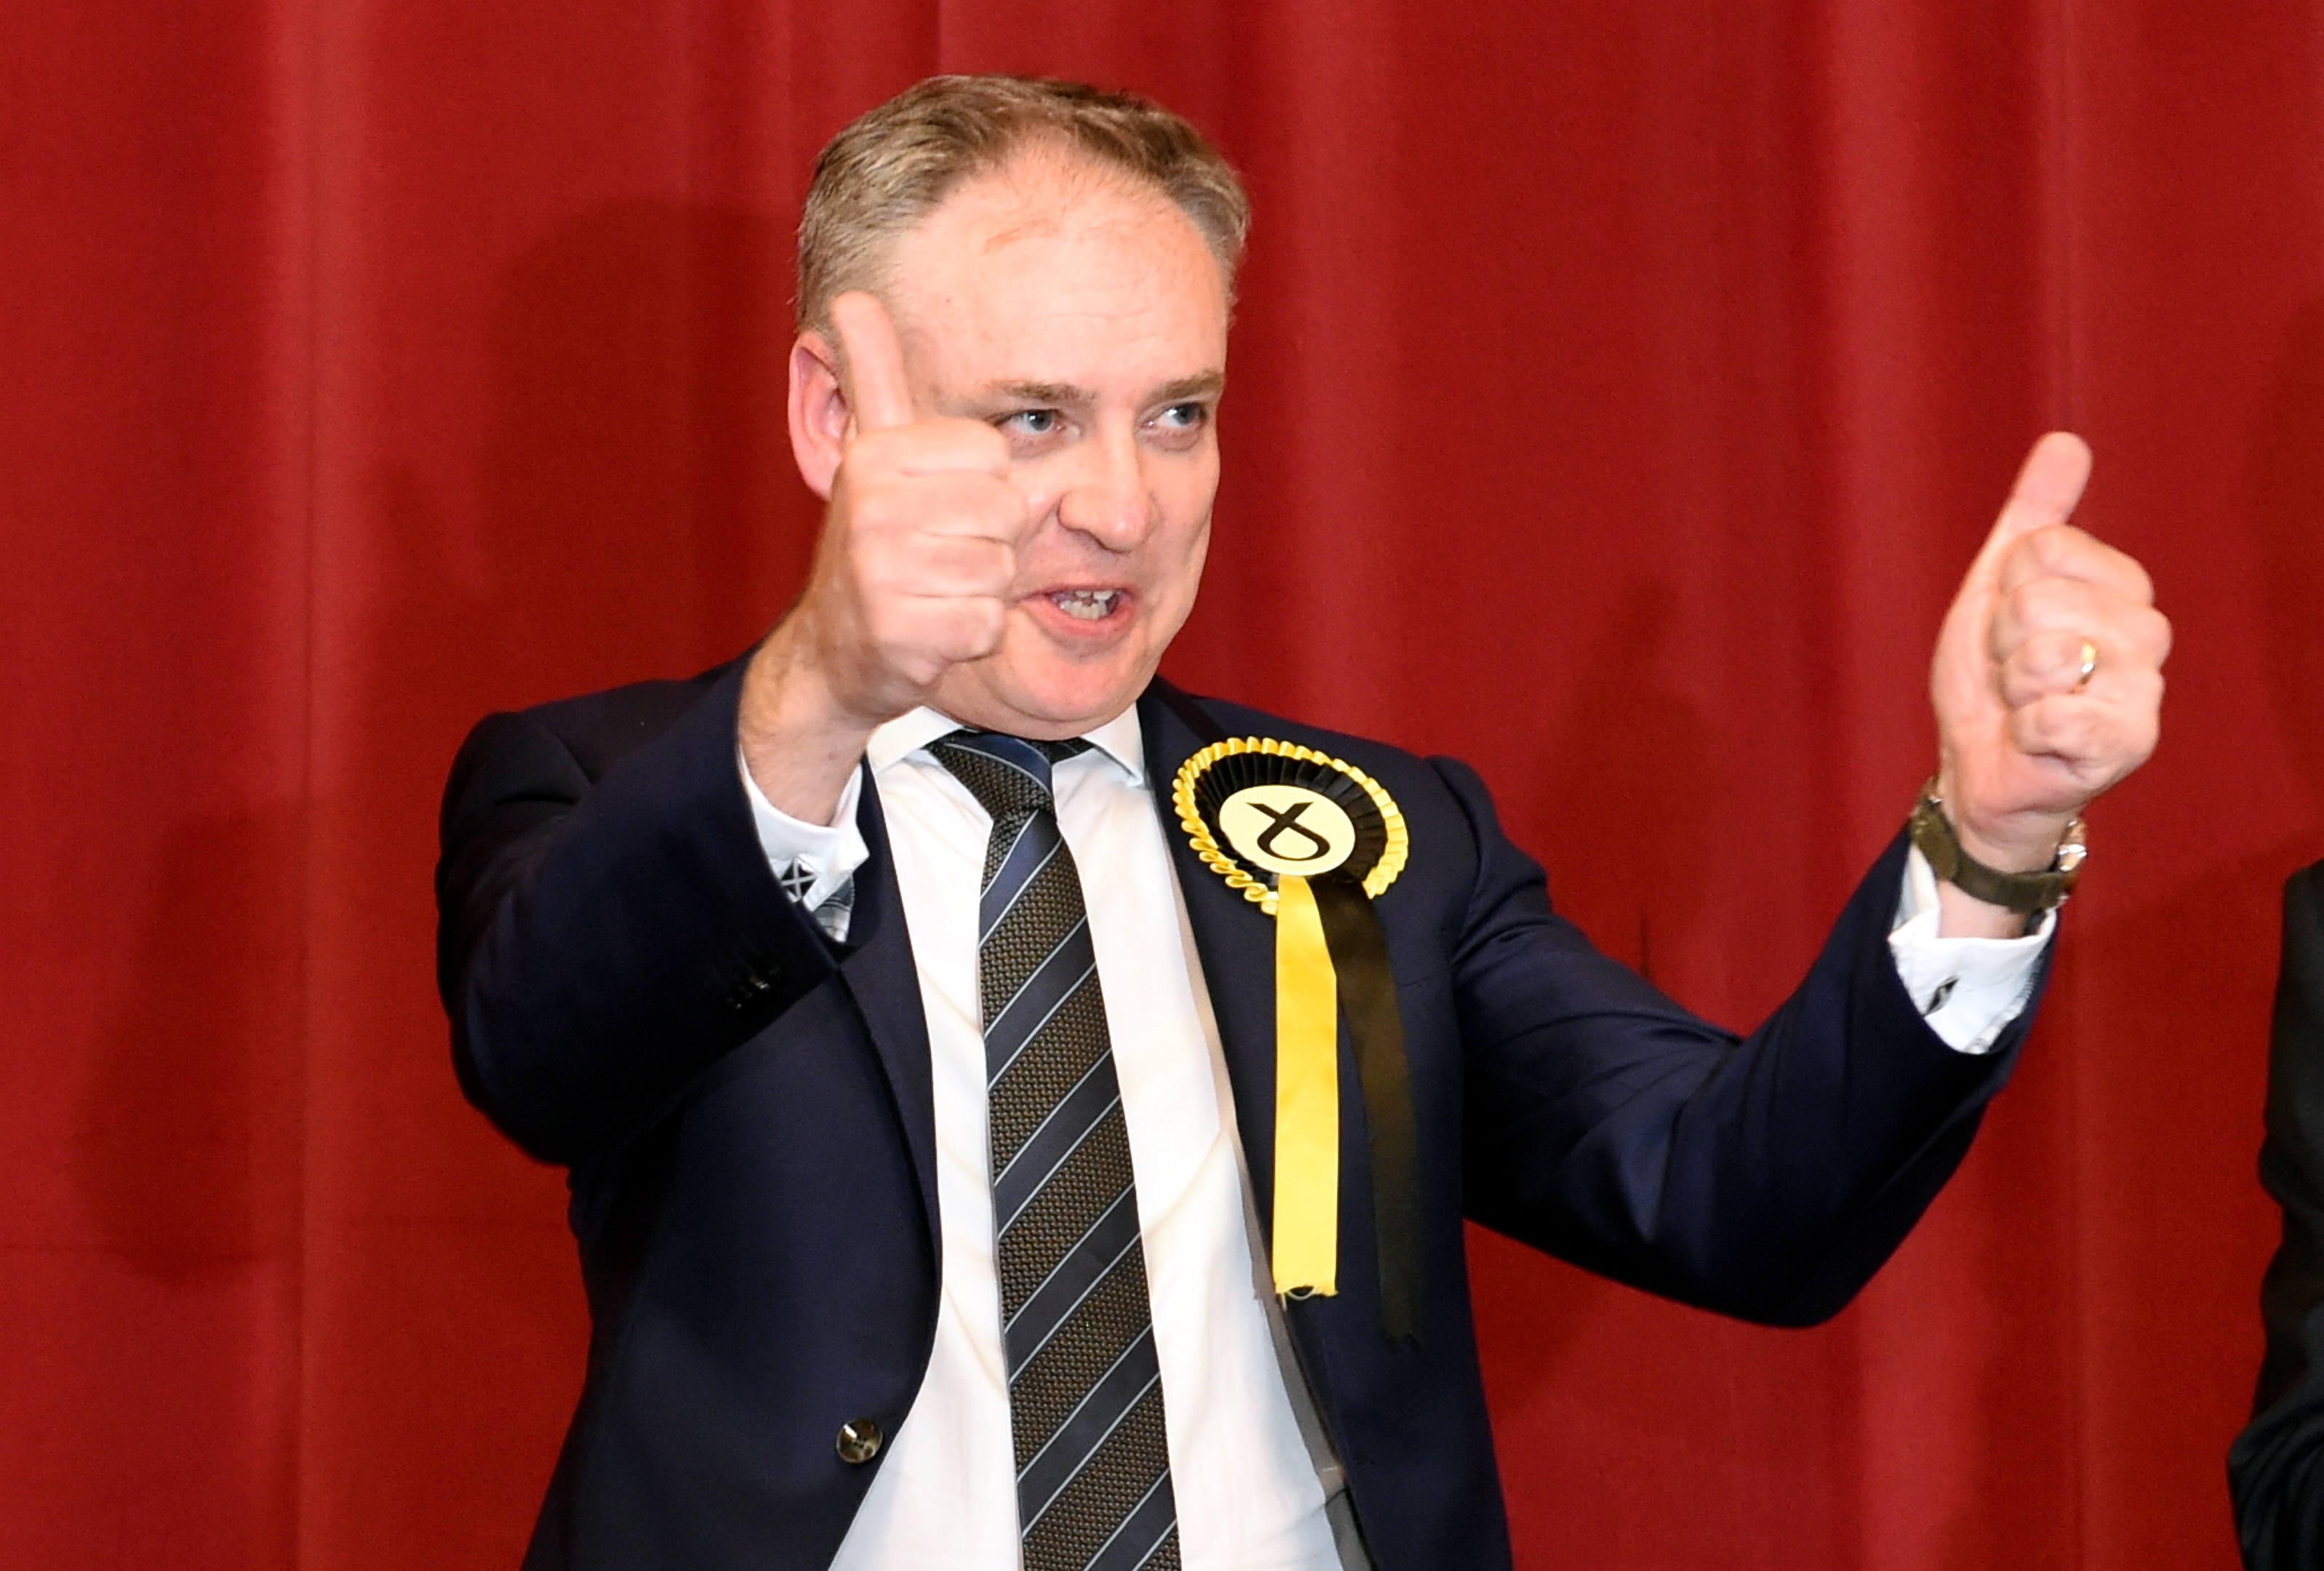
[1271,873,1339,1298]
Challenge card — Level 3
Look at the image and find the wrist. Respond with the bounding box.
[1932,767,2076,872]
[740,627,883,825]
[1913,776,2086,918]
[744,613,901,736]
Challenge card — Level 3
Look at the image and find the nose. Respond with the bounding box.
[1054,425,1155,550]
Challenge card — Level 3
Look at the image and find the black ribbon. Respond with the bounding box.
[1311,871,1423,1343]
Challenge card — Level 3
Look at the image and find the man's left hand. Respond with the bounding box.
[1928,432,2171,911]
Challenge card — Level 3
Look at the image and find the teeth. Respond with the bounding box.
[1051,590,1119,621]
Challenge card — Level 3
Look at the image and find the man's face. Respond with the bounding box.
[874,151,1229,737]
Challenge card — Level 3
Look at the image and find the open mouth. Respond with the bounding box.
[1047,588,1123,622]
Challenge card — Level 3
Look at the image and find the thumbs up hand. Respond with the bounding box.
[799,290,1034,718]
[740,291,1037,820]
[1928,433,2170,912]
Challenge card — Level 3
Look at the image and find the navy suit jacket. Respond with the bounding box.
[437,658,2043,1570]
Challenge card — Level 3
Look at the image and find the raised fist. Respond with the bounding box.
[785,291,1036,724]
[1929,432,2171,883]
[737,290,1045,820]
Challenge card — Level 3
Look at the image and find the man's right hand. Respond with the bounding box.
[739,292,1033,822]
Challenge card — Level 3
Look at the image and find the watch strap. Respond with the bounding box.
[1908,780,2085,916]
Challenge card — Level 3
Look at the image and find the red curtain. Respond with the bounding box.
[4,2,2309,1565]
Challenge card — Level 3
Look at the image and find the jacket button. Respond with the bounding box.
[836,1418,883,1465]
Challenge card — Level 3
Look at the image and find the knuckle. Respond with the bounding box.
[2034,575,2101,631]
[2030,631,2076,674]
[848,485,911,538]
[2011,577,2067,623]
[945,603,1006,659]
[2019,696,2091,756]
[853,537,912,588]
[2020,526,2072,574]
[2008,524,2076,585]
[2142,608,2175,663]
[2004,641,2067,699]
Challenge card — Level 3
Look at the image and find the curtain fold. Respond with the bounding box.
[4,1,2310,1564]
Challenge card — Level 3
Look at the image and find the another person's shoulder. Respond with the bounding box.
[2274,860,2324,1020]
[2230,853,2324,1570]
[2288,859,2324,920]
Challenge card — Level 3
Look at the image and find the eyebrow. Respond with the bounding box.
[978,372,1227,407]
[986,380,1085,406]
[1154,372,1227,403]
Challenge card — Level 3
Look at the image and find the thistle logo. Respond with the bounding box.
[1250,799,1331,860]
[1218,785,1357,876]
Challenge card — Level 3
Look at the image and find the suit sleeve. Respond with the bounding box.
[1438,756,2040,1326]
[2231,864,2324,1568]
[436,663,842,1166]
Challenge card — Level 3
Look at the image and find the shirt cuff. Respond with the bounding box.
[1888,843,2053,1055]
[738,745,871,911]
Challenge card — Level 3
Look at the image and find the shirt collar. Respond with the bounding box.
[866,703,1147,788]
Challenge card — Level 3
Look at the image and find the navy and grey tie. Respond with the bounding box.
[928,730,1179,1571]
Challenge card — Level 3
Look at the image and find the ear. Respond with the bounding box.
[788,329,851,500]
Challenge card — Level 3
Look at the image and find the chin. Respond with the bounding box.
[945,652,1152,738]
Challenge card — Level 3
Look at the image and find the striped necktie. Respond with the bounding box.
[928,730,1180,1571]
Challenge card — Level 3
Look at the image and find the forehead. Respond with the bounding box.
[881,150,1229,388]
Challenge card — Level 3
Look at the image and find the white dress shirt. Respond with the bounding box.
[740,707,2050,1568]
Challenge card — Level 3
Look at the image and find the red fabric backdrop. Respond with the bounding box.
[4,2,2315,1566]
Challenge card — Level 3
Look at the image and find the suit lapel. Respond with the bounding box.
[834,764,943,1240]
[1138,681,1283,1206]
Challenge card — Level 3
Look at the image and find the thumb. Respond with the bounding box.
[830,291,916,434]
[1964,431,2093,591]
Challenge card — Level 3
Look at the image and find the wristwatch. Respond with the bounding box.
[1907,778,2086,916]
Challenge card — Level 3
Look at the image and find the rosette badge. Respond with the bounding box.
[1175,739,1421,1341]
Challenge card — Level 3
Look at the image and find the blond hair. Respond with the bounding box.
[796,75,1250,333]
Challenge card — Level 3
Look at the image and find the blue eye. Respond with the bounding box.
[1003,409,1061,436]
[1157,403,1205,428]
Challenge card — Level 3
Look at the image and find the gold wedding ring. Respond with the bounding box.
[2073,638,2099,693]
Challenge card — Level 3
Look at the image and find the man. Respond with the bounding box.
[437,76,2168,1571]
[2230,860,2324,1567]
